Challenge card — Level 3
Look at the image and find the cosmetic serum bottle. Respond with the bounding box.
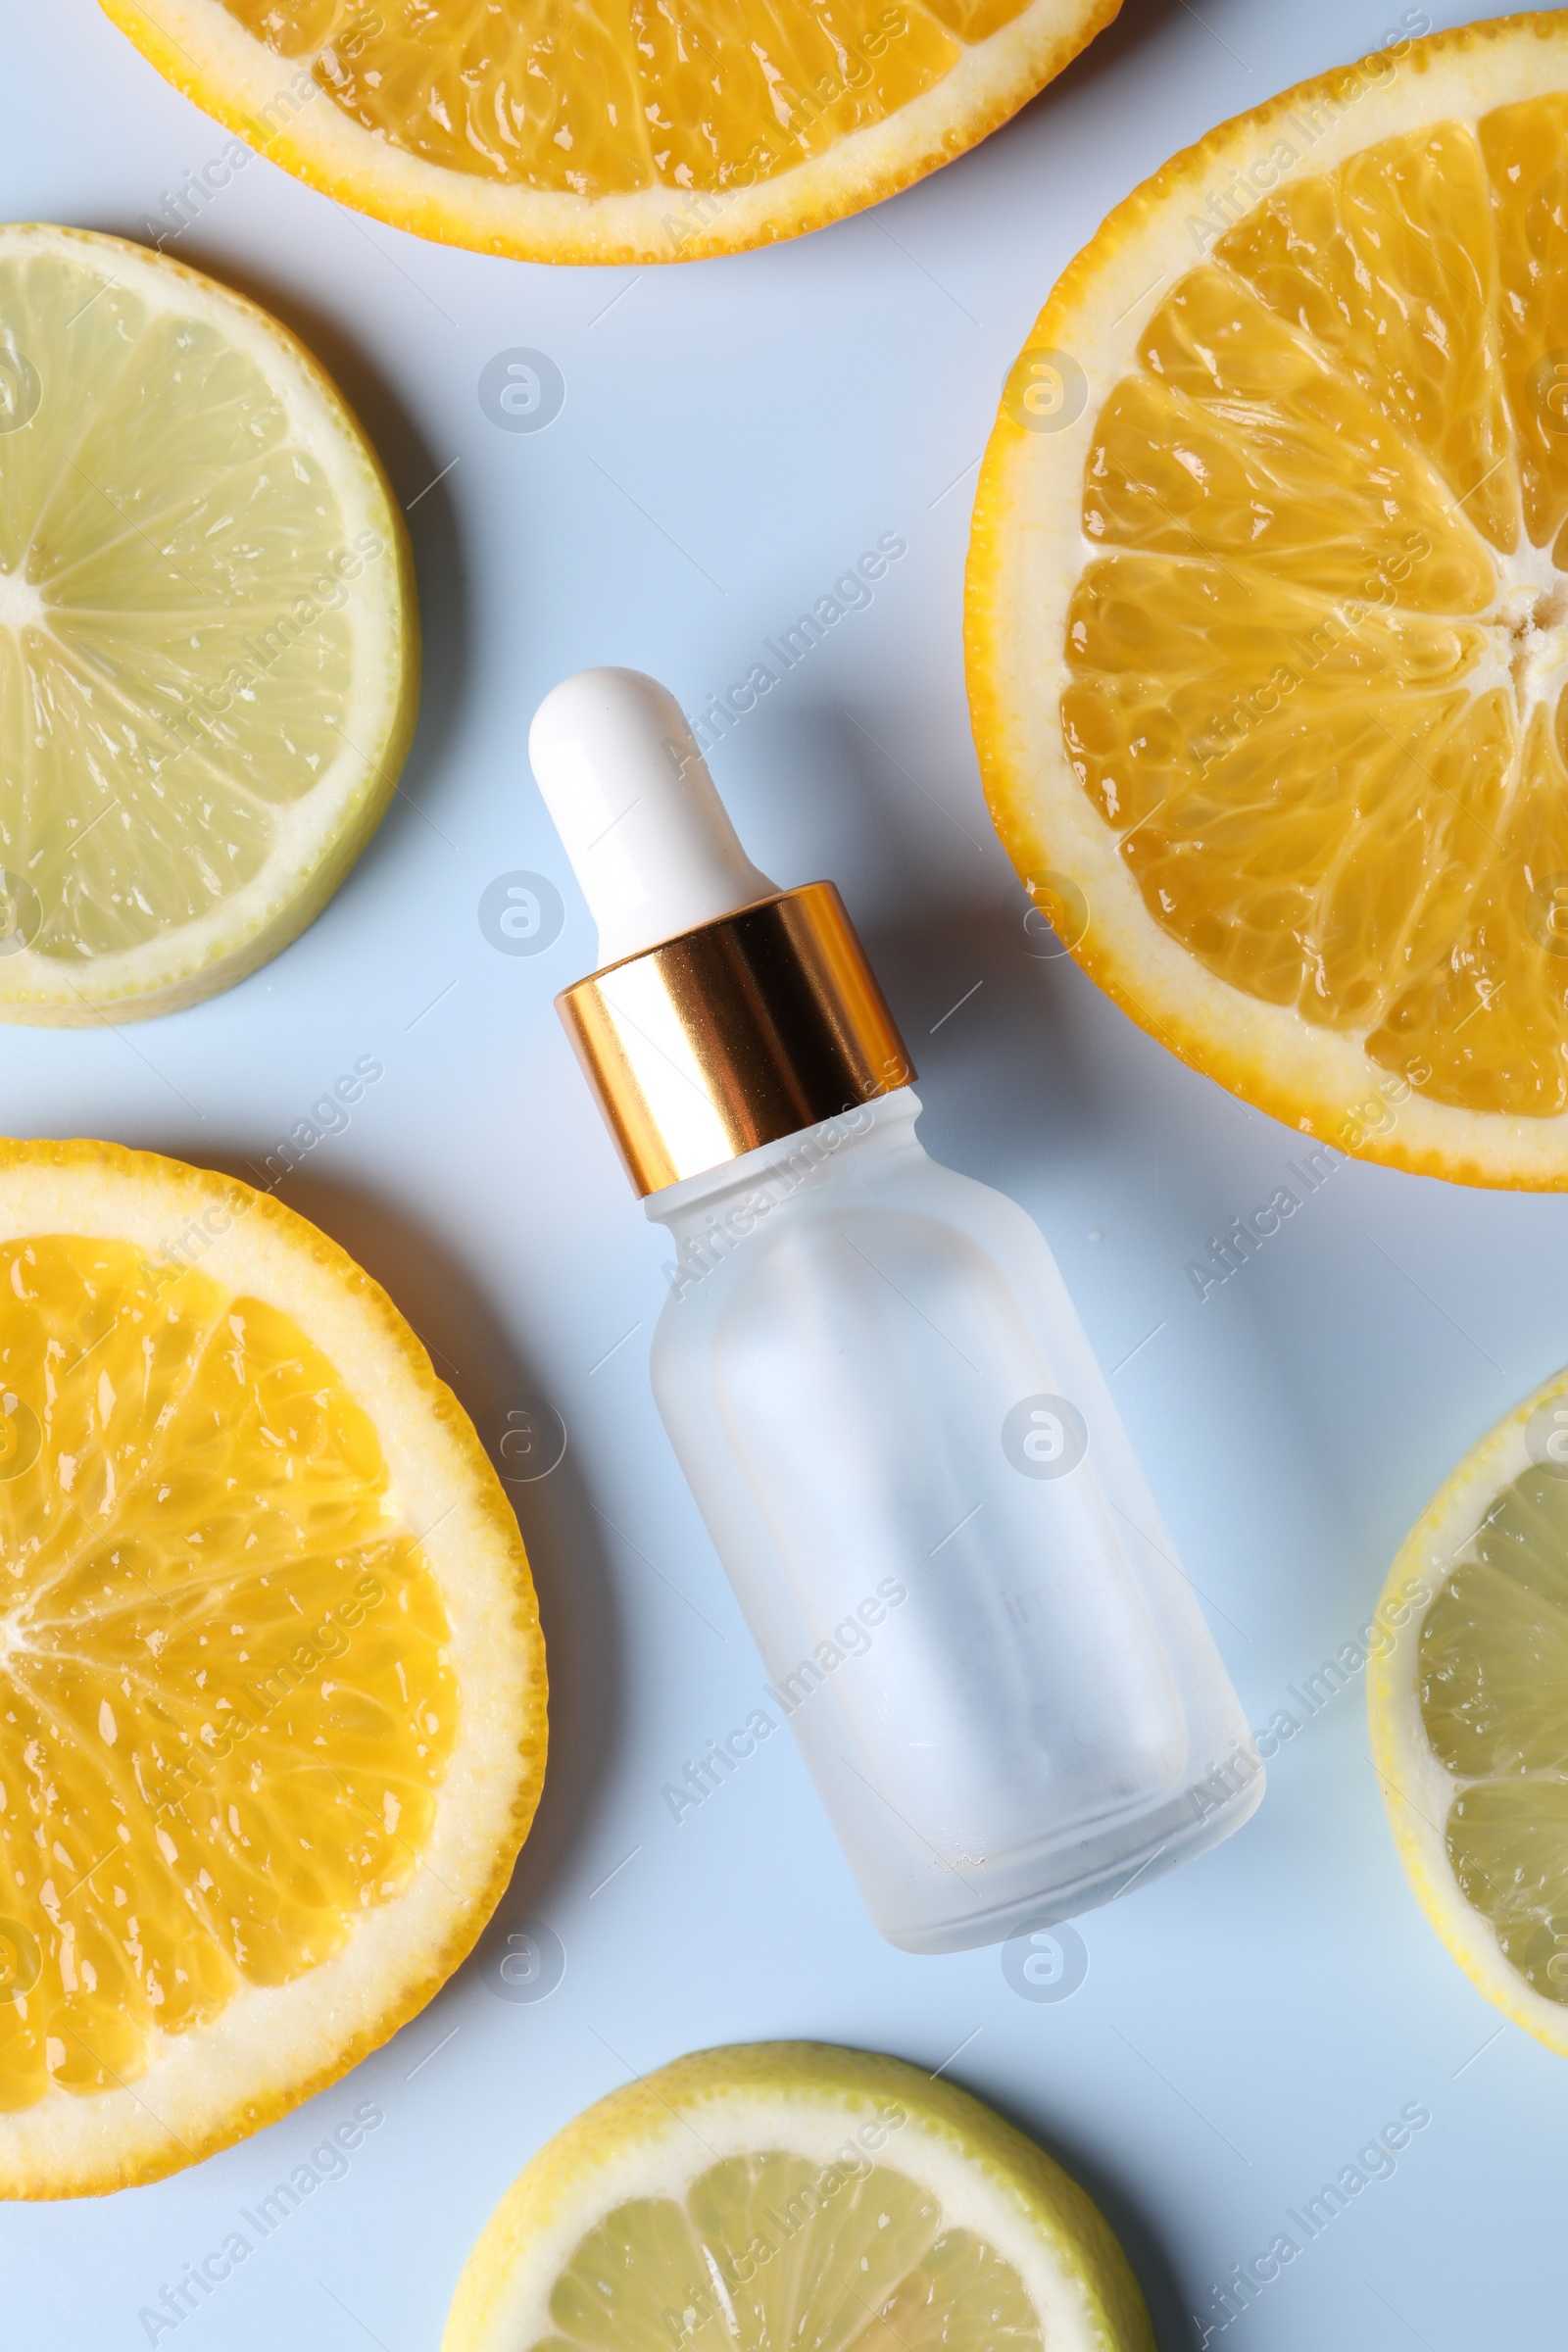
[531,666,1261,1953]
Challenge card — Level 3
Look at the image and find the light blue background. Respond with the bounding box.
[0,1,1558,2345]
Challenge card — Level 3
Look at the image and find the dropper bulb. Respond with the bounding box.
[528,667,777,966]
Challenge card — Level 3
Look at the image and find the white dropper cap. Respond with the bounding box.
[528,667,778,967]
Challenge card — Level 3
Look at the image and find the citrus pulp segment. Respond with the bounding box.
[100,0,1122,264]
[0,1140,546,2196]
[0,223,416,1023]
[443,2042,1152,2352]
[967,15,1568,1186]
[1370,1364,1568,2057]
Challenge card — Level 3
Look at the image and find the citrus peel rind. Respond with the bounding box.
[99,0,1122,266]
[442,2042,1153,2352]
[1370,1361,1568,2057]
[0,223,416,1024]
[967,14,1568,1189]
[0,1139,546,2196]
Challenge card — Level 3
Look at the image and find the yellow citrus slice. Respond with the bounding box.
[1370,1363,1568,2055]
[0,1140,545,2196]
[0,222,416,1024]
[443,2041,1152,2352]
[100,0,1120,265]
[967,14,1568,1188]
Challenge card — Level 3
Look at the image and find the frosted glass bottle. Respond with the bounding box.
[645,1087,1259,1951]
[532,665,1262,1953]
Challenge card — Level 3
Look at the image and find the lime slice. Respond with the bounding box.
[1371,1366,1568,2054]
[0,222,416,1022]
[443,2042,1152,2352]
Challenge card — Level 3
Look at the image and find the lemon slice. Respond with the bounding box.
[101,0,1120,265]
[443,2042,1152,2352]
[0,223,416,1024]
[0,1140,545,2196]
[1370,1366,1568,2057]
[967,16,1568,1188]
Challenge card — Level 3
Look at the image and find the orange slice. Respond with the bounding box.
[0,1140,546,2196]
[968,15,1568,1187]
[100,0,1120,264]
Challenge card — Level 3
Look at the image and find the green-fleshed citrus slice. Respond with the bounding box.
[1372,1361,1568,2054]
[0,222,416,1023]
[443,2042,1152,2352]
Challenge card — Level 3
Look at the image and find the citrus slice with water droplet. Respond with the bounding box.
[0,222,416,1023]
[1371,1364,1568,2054]
[0,1139,545,2194]
[101,0,1121,264]
[443,2042,1152,2352]
[968,17,1568,1185]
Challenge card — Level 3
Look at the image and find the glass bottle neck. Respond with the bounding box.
[643,1085,924,1239]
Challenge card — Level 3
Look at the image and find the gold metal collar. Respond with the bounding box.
[557,883,914,1197]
